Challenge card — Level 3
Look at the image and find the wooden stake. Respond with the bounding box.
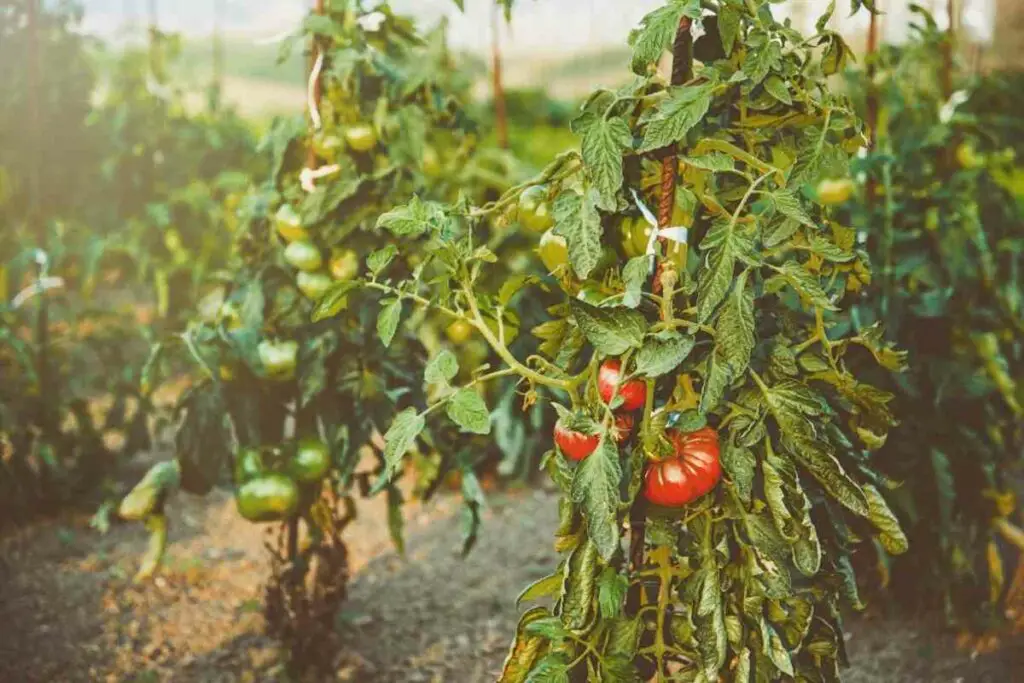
[491,2,509,149]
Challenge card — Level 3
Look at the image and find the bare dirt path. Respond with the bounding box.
[2,483,1022,683]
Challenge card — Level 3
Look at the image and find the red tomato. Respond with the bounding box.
[598,359,646,411]
[612,413,635,444]
[643,427,721,507]
[554,422,600,462]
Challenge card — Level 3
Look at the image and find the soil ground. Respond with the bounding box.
[2,480,1023,683]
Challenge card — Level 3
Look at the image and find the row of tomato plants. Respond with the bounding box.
[116,0,1024,679]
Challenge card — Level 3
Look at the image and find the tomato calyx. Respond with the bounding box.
[598,359,646,412]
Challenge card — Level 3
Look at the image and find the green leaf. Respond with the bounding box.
[367,245,397,275]
[763,218,800,248]
[807,235,855,262]
[716,270,755,376]
[552,190,603,279]
[382,408,425,480]
[715,3,741,55]
[763,75,792,105]
[582,116,632,210]
[517,573,563,607]
[570,299,647,356]
[377,298,403,347]
[770,190,815,228]
[500,608,548,683]
[621,256,650,309]
[562,541,598,630]
[570,438,623,561]
[638,83,714,153]
[766,261,837,311]
[699,350,732,413]
[721,441,755,504]
[311,281,361,321]
[697,611,727,680]
[635,330,695,377]
[764,621,795,677]
[425,349,459,386]
[864,484,908,554]
[376,196,446,237]
[682,153,735,172]
[524,618,571,642]
[696,224,737,322]
[447,388,491,435]
[607,616,642,657]
[734,647,751,683]
[597,566,629,619]
[629,1,701,73]
[524,653,570,683]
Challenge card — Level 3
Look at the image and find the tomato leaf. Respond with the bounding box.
[638,83,714,153]
[311,280,360,322]
[770,190,815,228]
[425,349,459,386]
[570,299,647,356]
[597,566,629,619]
[621,255,650,309]
[721,441,755,504]
[570,438,622,561]
[628,0,701,74]
[366,245,397,275]
[581,116,632,211]
[552,189,603,279]
[718,2,741,55]
[447,388,491,435]
[864,484,908,554]
[715,270,755,376]
[376,297,403,347]
[376,195,446,237]
[765,261,838,311]
[635,330,695,377]
[699,349,732,413]
[381,408,425,481]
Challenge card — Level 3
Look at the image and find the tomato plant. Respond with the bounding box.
[318,1,910,678]
[121,1,553,673]
[841,6,1024,626]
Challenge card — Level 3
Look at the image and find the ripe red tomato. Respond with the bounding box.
[598,359,646,411]
[554,421,600,462]
[612,412,635,443]
[643,427,721,507]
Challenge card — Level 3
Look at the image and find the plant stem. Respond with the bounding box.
[421,368,517,418]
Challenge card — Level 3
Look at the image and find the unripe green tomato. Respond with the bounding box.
[423,145,442,177]
[446,319,474,345]
[537,229,569,274]
[288,438,331,483]
[518,185,555,234]
[815,178,854,205]
[163,228,184,253]
[329,248,360,281]
[235,474,299,523]
[234,446,265,484]
[344,123,378,152]
[258,339,298,380]
[284,240,323,272]
[275,204,309,242]
[312,133,344,163]
[218,300,244,331]
[297,271,333,300]
[619,216,686,271]
[955,142,985,169]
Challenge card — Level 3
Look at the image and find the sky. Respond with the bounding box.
[77,0,994,55]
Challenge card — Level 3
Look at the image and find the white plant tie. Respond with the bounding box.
[939,90,969,124]
[358,11,386,32]
[12,277,65,309]
[300,164,341,193]
[307,50,325,131]
[630,189,689,274]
